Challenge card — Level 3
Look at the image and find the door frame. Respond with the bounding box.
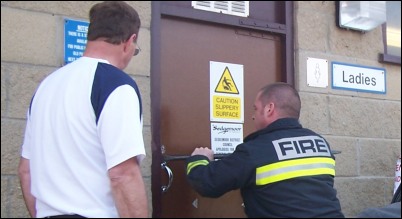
[150,1,294,217]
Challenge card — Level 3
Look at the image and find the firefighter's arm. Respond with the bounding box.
[186,146,252,198]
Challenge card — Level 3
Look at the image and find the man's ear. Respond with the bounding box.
[131,33,137,43]
[265,103,274,116]
[123,34,137,53]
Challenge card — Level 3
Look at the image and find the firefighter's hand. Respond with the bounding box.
[191,147,214,161]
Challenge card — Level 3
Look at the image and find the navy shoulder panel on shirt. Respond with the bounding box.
[91,62,142,124]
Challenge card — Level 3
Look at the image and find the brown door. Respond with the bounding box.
[152,2,292,217]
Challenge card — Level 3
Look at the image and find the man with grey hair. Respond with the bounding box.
[18,1,147,217]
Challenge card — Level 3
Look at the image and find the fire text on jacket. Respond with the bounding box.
[273,136,331,160]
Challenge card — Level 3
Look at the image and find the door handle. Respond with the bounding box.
[161,161,173,193]
[160,154,228,193]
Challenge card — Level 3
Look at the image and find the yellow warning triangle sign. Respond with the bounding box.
[215,67,239,94]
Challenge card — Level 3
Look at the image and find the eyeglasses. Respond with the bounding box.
[134,45,141,56]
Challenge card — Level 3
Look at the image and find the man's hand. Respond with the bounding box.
[191,147,214,161]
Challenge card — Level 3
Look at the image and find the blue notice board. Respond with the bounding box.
[64,19,89,65]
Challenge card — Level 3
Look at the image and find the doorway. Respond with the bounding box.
[151,2,293,217]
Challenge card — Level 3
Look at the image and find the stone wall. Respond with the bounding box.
[1,1,400,218]
[295,1,401,217]
[1,1,153,217]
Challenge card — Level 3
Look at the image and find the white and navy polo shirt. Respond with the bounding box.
[21,57,145,218]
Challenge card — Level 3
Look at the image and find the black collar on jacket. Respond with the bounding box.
[244,118,302,142]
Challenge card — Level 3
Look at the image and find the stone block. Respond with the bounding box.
[326,136,359,177]
[8,64,55,119]
[126,28,151,77]
[360,139,400,177]
[1,64,7,117]
[129,75,151,126]
[9,176,30,218]
[1,177,9,218]
[299,93,329,134]
[295,9,328,52]
[1,119,26,174]
[141,126,152,177]
[1,7,60,66]
[328,96,384,138]
[335,177,391,217]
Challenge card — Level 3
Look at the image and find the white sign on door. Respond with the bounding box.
[210,61,244,123]
[211,122,243,154]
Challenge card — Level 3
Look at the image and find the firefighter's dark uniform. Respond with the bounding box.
[186,118,344,218]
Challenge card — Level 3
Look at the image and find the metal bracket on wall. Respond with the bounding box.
[235,29,280,40]
[239,18,286,34]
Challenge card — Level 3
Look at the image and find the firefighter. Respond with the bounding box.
[186,82,344,217]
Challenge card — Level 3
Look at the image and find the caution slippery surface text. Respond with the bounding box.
[213,96,241,120]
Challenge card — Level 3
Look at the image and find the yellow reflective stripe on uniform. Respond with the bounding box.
[187,160,209,175]
[256,157,335,185]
